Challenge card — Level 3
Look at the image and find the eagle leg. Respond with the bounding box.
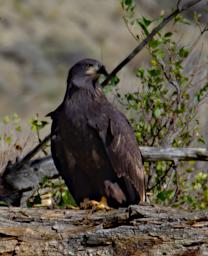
[80,196,111,211]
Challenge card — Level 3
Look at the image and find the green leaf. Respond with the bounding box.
[198,136,205,144]
[179,47,189,58]
[136,68,145,78]
[195,82,208,102]
[164,32,173,38]
[153,108,162,118]
[157,190,174,202]
[148,39,160,49]
[121,0,133,6]
[6,136,12,144]
[12,113,20,123]
[148,68,161,77]
[121,0,135,14]
[152,48,165,60]
[3,115,10,124]
[142,16,152,27]
[110,75,120,86]
[29,118,48,131]
[137,17,152,35]
[15,125,22,132]
[103,75,119,95]
[61,190,77,206]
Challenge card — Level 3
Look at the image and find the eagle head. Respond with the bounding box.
[67,59,108,88]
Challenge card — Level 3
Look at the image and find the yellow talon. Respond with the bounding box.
[80,196,111,211]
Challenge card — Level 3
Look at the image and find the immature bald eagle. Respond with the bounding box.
[48,59,145,208]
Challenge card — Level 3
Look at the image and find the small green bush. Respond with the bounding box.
[118,0,208,209]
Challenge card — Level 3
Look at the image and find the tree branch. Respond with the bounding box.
[140,146,208,161]
[4,133,52,175]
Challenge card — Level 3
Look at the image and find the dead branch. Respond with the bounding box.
[140,146,208,161]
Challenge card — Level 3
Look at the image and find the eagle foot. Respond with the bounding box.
[80,196,111,211]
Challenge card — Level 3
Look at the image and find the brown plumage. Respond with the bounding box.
[48,58,145,207]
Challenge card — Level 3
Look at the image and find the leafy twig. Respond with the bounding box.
[148,162,175,191]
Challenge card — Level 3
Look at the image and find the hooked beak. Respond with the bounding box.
[85,65,109,78]
[97,65,109,76]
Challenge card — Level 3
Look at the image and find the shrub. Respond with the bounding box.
[118,0,208,209]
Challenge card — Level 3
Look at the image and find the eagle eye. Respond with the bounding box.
[86,64,94,68]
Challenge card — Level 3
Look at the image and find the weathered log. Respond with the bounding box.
[140,147,208,161]
[0,204,207,255]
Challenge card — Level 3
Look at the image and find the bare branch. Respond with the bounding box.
[4,133,52,175]
[201,24,208,35]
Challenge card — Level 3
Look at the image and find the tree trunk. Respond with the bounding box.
[0,204,207,256]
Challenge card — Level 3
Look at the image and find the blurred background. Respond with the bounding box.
[0,0,207,129]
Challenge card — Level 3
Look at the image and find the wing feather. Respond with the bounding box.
[88,108,146,202]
